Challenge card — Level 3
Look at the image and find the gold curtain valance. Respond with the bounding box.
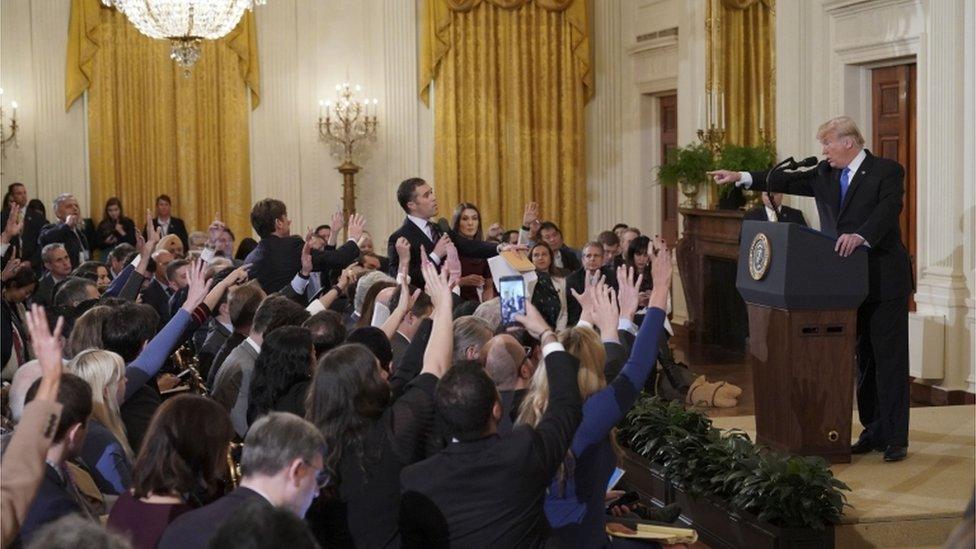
[66,0,260,111]
[420,0,592,106]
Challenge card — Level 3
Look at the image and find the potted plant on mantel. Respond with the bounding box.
[715,143,777,210]
[616,395,849,549]
[657,143,715,209]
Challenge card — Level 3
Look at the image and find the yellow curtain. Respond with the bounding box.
[65,0,258,241]
[420,0,593,246]
[707,0,775,147]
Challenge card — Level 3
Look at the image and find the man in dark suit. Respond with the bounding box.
[387,178,512,289]
[565,242,620,326]
[159,412,327,549]
[1,183,45,269]
[244,198,362,294]
[710,115,913,462]
[32,244,74,309]
[538,221,582,272]
[743,192,809,225]
[37,193,94,270]
[399,305,582,547]
[146,194,189,253]
[17,374,95,546]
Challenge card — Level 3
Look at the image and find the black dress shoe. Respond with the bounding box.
[883,445,908,462]
[851,437,881,454]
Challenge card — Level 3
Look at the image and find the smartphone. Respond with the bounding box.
[605,491,640,512]
[499,275,526,326]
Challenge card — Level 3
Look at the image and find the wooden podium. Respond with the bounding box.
[736,221,868,463]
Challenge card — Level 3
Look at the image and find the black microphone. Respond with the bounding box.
[789,156,818,169]
[435,218,451,235]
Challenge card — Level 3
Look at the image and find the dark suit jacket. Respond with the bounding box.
[565,266,619,326]
[95,216,138,251]
[387,218,499,289]
[0,209,46,269]
[743,204,808,226]
[148,217,189,253]
[245,234,360,294]
[37,219,95,269]
[17,464,83,545]
[749,150,913,302]
[390,331,410,370]
[158,487,272,549]
[31,273,62,309]
[555,245,582,273]
[399,350,582,548]
[140,278,172,326]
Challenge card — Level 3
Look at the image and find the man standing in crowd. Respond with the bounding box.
[37,193,93,269]
[32,244,73,309]
[565,242,618,326]
[743,191,808,225]
[148,194,189,253]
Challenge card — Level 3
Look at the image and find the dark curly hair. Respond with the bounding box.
[247,326,314,425]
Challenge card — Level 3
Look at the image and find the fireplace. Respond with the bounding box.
[675,208,746,350]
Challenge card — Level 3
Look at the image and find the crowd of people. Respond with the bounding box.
[0,178,682,548]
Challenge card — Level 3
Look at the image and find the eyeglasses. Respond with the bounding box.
[303,460,331,490]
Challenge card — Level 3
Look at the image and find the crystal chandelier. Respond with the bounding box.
[101,0,266,72]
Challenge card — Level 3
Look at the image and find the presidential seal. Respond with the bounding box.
[749,233,771,281]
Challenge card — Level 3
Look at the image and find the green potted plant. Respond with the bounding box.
[715,143,776,209]
[657,143,715,208]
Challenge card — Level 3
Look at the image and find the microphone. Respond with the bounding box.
[435,218,451,234]
[789,156,818,169]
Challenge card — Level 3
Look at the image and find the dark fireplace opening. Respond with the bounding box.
[704,256,748,351]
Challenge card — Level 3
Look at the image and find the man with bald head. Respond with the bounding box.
[483,334,537,435]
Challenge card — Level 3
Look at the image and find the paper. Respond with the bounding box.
[488,255,537,293]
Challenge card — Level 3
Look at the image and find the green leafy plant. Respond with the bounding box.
[657,143,716,187]
[618,395,850,530]
[715,144,776,198]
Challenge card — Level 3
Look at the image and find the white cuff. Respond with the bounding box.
[306,299,326,314]
[200,247,216,264]
[429,252,442,265]
[617,318,638,335]
[576,319,593,330]
[0,242,8,256]
[542,341,566,357]
[736,171,753,188]
[290,274,310,294]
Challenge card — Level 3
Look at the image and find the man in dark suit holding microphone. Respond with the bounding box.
[709,115,913,462]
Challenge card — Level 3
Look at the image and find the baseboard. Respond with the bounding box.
[910,381,976,406]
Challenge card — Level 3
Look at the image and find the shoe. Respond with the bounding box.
[851,436,881,454]
[636,503,682,524]
[883,446,908,462]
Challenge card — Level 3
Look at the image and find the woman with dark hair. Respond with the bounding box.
[2,266,37,375]
[107,394,234,549]
[528,242,568,330]
[234,237,258,261]
[305,265,454,547]
[625,235,654,310]
[96,197,137,253]
[247,326,315,424]
[450,202,495,303]
[71,260,111,293]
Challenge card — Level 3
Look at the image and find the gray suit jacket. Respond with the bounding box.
[211,340,259,435]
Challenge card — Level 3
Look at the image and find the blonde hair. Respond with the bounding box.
[817,116,865,147]
[66,305,112,359]
[65,349,133,457]
[156,234,184,257]
[516,326,607,429]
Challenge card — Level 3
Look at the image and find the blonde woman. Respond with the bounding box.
[517,238,672,548]
[65,348,134,496]
[155,234,184,259]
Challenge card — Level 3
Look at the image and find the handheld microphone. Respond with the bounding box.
[436,218,451,234]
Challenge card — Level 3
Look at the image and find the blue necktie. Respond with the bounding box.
[839,167,851,205]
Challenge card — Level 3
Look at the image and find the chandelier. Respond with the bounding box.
[317,82,379,223]
[101,0,266,72]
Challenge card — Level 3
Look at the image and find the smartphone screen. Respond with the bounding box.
[499,275,526,326]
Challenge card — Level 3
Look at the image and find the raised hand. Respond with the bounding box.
[181,260,214,313]
[224,264,250,287]
[592,282,620,336]
[432,233,451,259]
[706,170,741,185]
[25,304,64,402]
[346,213,365,242]
[395,236,411,264]
[1,257,23,282]
[330,210,344,233]
[2,203,23,241]
[616,265,643,321]
[422,261,452,312]
[522,202,540,228]
[300,228,314,277]
[648,236,672,311]
[143,209,161,255]
[513,302,553,341]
